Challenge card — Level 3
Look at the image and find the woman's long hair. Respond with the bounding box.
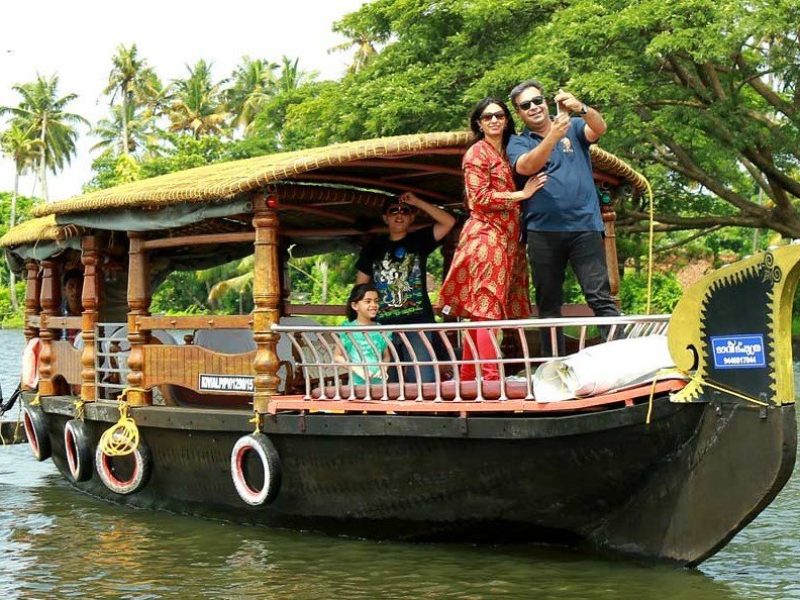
[468,97,516,148]
[346,283,379,321]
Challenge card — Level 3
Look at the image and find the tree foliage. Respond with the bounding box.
[4,2,800,318]
[270,0,800,237]
[0,74,88,201]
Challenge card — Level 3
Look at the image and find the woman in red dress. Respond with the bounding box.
[439,97,546,380]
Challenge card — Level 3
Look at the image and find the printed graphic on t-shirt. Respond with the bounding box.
[373,248,425,321]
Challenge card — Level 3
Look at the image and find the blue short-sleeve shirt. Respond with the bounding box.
[507,118,603,233]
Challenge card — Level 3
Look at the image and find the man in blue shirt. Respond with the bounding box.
[506,79,619,355]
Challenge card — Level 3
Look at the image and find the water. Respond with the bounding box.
[0,329,798,599]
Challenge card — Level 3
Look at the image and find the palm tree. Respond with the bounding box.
[0,123,41,309]
[276,56,310,94]
[329,28,379,74]
[0,74,88,201]
[103,44,152,156]
[167,60,228,139]
[91,101,156,155]
[226,56,279,132]
[135,69,170,121]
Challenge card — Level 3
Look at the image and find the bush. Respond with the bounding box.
[619,271,683,315]
[0,281,25,328]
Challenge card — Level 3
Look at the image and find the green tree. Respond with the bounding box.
[85,133,230,191]
[0,191,40,319]
[226,56,279,132]
[167,60,229,139]
[91,102,155,156]
[0,123,41,309]
[275,0,800,239]
[329,22,380,74]
[0,74,88,201]
[103,44,156,155]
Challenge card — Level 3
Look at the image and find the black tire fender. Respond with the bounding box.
[22,405,51,461]
[95,441,152,495]
[230,433,282,506]
[64,419,93,482]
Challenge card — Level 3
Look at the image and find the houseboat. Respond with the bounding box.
[1,131,795,566]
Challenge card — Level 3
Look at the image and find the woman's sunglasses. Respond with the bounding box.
[479,111,506,122]
[516,96,546,111]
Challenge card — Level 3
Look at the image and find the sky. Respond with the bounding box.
[0,0,368,203]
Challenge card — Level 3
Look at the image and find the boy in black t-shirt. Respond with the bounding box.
[356,192,456,383]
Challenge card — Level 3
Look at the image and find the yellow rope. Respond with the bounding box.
[29,392,41,407]
[97,389,141,457]
[644,178,655,315]
[74,398,85,421]
[249,411,263,434]
[696,377,769,407]
[646,369,769,424]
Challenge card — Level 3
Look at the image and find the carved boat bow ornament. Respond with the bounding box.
[668,243,800,405]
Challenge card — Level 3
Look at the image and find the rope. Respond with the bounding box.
[97,389,141,457]
[29,392,41,406]
[644,178,655,315]
[1,402,25,446]
[249,411,263,434]
[73,398,86,421]
[0,383,22,417]
[646,368,769,424]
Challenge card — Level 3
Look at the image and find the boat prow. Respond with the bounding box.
[591,245,800,564]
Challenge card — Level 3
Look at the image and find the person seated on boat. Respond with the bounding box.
[356,192,455,384]
[61,269,83,344]
[334,283,390,385]
[439,97,543,380]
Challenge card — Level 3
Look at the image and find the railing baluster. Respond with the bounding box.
[266,313,671,408]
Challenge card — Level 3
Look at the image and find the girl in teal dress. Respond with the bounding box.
[334,283,390,385]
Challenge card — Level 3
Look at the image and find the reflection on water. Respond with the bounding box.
[0,330,798,599]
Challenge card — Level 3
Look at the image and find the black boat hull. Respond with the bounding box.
[34,394,796,565]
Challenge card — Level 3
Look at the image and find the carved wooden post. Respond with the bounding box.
[126,233,152,406]
[252,192,281,413]
[602,204,620,302]
[23,260,41,343]
[80,236,100,402]
[38,260,61,396]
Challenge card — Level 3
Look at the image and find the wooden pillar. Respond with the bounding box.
[38,260,61,396]
[125,233,152,406]
[80,236,100,402]
[602,204,620,302]
[252,192,282,413]
[23,260,41,343]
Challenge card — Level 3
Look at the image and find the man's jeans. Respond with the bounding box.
[388,331,436,384]
[526,230,619,356]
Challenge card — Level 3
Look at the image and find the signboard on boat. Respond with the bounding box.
[710,334,766,369]
[199,374,254,393]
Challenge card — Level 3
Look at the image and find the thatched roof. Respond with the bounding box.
[32,131,647,218]
[0,215,84,249]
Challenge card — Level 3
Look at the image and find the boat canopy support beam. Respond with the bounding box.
[37,259,61,396]
[252,190,282,414]
[126,232,152,406]
[80,235,100,402]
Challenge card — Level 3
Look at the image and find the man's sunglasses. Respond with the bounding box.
[479,111,506,122]
[517,96,546,111]
[386,206,414,216]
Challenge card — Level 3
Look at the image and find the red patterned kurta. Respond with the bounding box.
[439,139,531,320]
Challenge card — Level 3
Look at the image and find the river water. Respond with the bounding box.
[0,329,798,599]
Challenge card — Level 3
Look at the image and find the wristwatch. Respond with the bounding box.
[579,104,589,115]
